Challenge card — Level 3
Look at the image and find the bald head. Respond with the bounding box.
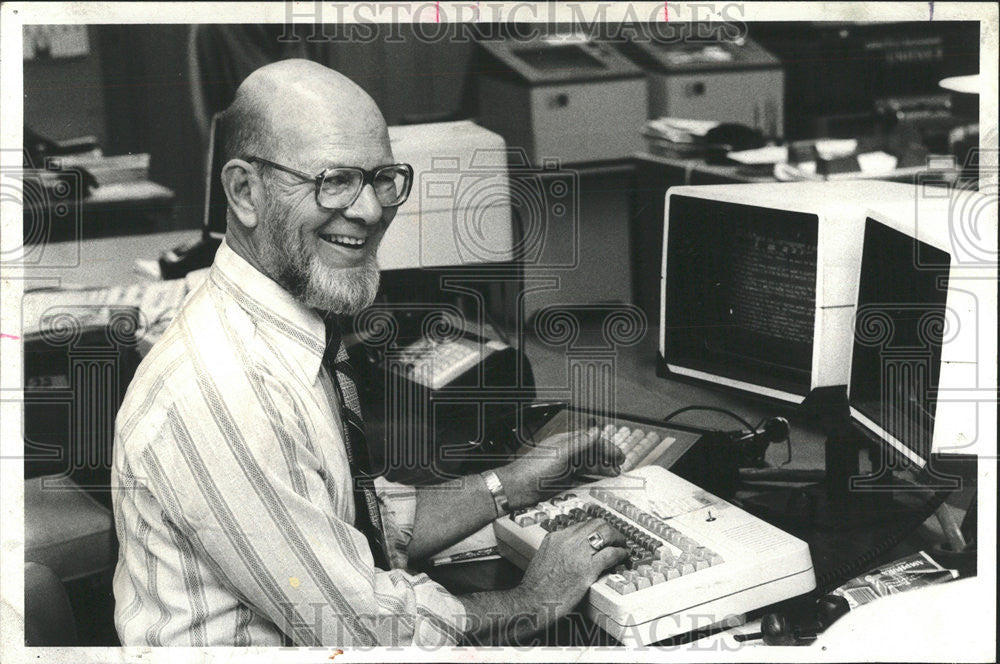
[219,59,388,166]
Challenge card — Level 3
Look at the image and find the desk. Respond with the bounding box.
[23,179,177,244]
[22,229,199,291]
[427,321,975,646]
[19,231,976,650]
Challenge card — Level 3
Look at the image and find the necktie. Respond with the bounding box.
[323,317,391,570]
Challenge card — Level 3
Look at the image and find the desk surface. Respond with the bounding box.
[22,229,199,291]
[635,150,964,186]
[27,230,969,649]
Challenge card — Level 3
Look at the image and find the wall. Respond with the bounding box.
[90,24,477,231]
[23,26,109,151]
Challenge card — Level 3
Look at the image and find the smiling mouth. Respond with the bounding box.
[320,233,368,249]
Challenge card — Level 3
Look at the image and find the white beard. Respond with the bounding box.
[257,201,381,315]
[298,251,380,314]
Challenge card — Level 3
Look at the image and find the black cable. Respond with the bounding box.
[740,468,826,483]
[662,405,756,432]
[813,486,953,593]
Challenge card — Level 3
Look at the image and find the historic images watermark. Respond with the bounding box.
[0,149,84,271]
[275,1,748,44]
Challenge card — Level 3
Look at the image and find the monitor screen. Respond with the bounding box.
[664,195,819,396]
[204,112,228,239]
[849,218,950,465]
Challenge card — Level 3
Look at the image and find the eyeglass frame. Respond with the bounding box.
[245,156,414,210]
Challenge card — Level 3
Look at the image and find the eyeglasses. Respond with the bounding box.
[247,157,414,209]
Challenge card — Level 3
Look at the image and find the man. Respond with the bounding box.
[112,59,627,648]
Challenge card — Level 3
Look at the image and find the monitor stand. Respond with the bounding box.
[742,387,959,532]
[808,429,905,531]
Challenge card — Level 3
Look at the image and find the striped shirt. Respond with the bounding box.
[111,241,469,647]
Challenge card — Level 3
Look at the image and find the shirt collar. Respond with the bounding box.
[209,239,328,381]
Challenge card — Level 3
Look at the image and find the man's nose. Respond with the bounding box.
[343,184,383,226]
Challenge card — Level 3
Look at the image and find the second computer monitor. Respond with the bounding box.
[659,181,920,403]
[849,190,997,465]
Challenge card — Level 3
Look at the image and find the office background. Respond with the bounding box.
[23,22,981,234]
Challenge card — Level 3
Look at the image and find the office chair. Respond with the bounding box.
[24,561,79,646]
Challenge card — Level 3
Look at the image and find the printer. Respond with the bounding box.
[382,120,515,270]
[625,25,785,138]
[477,34,648,165]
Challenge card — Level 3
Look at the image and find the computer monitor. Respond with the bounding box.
[658,181,921,403]
[204,112,228,239]
[848,191,997,467]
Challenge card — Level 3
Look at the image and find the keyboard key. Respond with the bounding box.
[695,560,710,571]
[619,429,646,454]
[513,513,537,527]
[634,576,652,590]
[656,548,675,562]
[605,574,637,595]
[648,570,667,585]
[679,562,695,575]
[539,518,554,532]
[710,554,725,566]
[665,567,681,580]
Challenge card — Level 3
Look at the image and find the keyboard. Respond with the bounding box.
[598,422,679,473]
[494,465,816,645]
[528,409,698,474]
[394,337,505,390]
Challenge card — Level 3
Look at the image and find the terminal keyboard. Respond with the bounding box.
[598,422,679,473]
[494,465,816,645]
[394,337,507,390]
[528,410,698,474]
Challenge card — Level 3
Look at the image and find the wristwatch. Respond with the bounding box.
[480,470,510,517]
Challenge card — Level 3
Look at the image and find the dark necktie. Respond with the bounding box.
[323,317,391,570]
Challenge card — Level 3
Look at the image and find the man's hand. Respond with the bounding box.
[455,518,627,645]
[497,426,624,509]
[519,518,628,619]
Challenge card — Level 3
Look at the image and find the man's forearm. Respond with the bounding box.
[408,473,498,561]
[456,586,557,646]
[408,464,542,562]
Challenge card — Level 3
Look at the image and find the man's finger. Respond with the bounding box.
[576,433,623,476]
[587,520,626,549]
[565,426,601,454]
[592,545,629,572]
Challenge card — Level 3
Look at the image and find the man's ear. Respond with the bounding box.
[220,159,261,230]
